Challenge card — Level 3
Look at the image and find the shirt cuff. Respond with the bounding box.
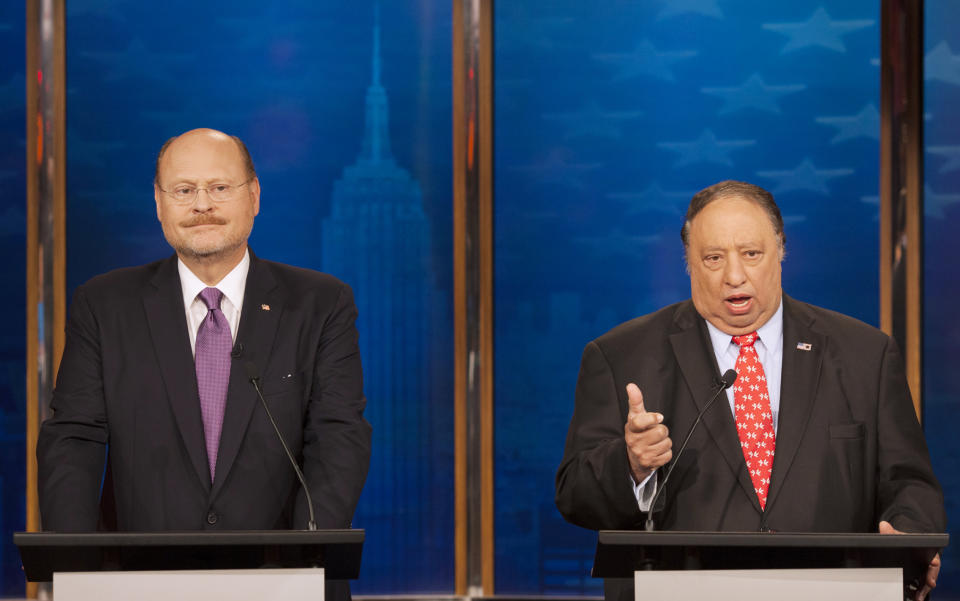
[631,470,658,512]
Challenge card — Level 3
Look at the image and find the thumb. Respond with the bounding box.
[626,383,645,413]
[878,520,900,535]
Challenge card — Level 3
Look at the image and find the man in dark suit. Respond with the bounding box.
[37,129,371,595]
[556,181,944,600]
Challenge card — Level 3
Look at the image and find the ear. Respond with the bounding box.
[154,184,163,222]
[249,177,261,216]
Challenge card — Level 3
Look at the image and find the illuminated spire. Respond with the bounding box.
[359,2,393,164]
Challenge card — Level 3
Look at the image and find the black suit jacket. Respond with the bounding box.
[38,252,371,588]
[556,295,944,535]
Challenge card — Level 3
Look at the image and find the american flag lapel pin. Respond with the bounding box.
[261,304,271,311]
[796,342,812,351]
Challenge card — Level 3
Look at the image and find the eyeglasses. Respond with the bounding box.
[158,178,253,205]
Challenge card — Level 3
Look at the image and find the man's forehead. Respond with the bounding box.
[159,133,245,178]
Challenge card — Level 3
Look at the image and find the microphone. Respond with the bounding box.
[644,368,737,531]
[243,361,317,531]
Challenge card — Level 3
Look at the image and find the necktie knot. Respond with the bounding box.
[732,332,759,348]
[198,287,223,312]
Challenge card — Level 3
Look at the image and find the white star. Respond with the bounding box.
[815,103,880,143]
[655,0,723,20]
[925,41,960,86]
[607,182,691,218]
[763,7,874,54]
[594,39,697,82]
[924,184,960,219]
[574,228,661,254]
[701,73,805,114]
[657,129,755,167]
[927,145,960,173]
[756,158,854,195]
[542,101,643,140]
[511,148,602,190]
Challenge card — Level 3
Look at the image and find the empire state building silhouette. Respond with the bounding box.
[321,8,447,590]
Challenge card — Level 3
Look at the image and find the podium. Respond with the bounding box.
[593,530,947,601]
[15,529,363,601]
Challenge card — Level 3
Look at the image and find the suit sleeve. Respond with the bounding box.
[36,285,108,532]
[556,341,645,530]
[875,337,946,533]
[297,283,372,529]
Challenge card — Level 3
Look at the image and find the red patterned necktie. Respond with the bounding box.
[732,332,776,510]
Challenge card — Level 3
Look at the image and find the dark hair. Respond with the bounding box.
[680,180,785,252]
[153,132,257,186]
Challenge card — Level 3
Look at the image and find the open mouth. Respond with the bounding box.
[725,295,753,314]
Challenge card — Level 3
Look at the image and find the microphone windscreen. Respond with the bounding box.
[721,369,737,388]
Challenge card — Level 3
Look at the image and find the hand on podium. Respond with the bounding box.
[879,520,940,601]
[624,383,673,483]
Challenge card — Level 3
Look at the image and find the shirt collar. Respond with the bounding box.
[704,296,784,353]
[178,249,250,310]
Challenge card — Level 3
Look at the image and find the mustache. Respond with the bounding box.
[180,214,227,227]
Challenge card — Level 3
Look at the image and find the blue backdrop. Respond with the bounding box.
[0,1,956,598]
[65,1,453,593]
[924,0,960,598]
[494,0,883,594]
[0,0,26,596]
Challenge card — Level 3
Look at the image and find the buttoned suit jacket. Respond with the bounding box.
[38,252,372,585]
[556,295,944,535]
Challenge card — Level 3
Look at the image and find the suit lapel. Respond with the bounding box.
[765,295,824,513]
[143,256,211,492]
[211,253,283,497]
[669,302,762,513]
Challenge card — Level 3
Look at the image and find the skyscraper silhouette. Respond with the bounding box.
[321,6,447,590]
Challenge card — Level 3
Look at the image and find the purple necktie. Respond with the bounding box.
[195,287,232,481]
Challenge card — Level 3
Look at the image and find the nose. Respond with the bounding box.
[723,255,747,287]
[192,188,215,211]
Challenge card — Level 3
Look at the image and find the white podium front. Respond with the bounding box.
[636,567,901,601]
[55,568,325,601]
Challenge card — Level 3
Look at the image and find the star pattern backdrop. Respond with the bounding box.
[0,0,26,596]
[0,2,956,598]
[923,1,960,598]
[494,0,887,594]
[65,1,453,594]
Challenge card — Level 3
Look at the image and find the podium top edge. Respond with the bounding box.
[597,530,948,549]
[13,529,365,548]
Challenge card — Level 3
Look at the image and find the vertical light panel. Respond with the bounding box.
[454,0,494,595]
[922,1,960,598]
[880,0,924,416]
[494,0,881,594]
[25,2,66,600]
[65,1,453,593]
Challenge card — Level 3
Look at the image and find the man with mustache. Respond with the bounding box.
[37,128,371,599]
[556,180,944,601]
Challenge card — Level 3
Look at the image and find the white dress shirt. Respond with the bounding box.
[633,297,784,511]
[178,250,250,356]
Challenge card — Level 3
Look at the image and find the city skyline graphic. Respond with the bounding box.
[321,8,453,591]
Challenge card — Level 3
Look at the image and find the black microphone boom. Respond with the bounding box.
[644,368,737,531]
[243,361,317,531]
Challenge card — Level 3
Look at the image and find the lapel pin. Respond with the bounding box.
[261,304,271,311]
[796,342,812,351]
